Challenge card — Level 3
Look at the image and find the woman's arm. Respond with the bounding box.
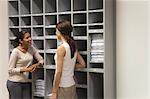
[20,63,40,73]
[75,52,86,69]
[32,46,44,66]
[8,49,20,74]
[50,45,65,99]
[20,46,44,73]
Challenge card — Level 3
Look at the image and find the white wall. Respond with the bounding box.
[117,0,149,99]
[148,1,150,98]
[0,0,9,99]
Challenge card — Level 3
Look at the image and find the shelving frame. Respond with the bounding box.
[8,0,116,99]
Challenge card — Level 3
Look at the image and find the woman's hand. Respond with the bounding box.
[49,93,57,99]
[20,64,37,73]
[26,65,36,72]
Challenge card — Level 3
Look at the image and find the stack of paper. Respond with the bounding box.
[34,79,45,96]
[90,34,104,62]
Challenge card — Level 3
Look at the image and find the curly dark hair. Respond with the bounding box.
[13,31,28,47]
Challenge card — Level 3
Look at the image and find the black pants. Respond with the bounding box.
[7,80,32,99]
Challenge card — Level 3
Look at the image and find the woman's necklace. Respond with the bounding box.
[18,45,28,53]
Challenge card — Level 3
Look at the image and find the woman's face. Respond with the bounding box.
[21,32,32,46]
[56,29,61,40]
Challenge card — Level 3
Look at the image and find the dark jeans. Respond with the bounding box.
[7,80,32,99]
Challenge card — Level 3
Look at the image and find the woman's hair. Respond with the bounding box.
[56,20,77,58]
[13,31,28,47]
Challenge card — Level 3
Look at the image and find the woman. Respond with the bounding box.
[50,20,86,99]
[7,31,44,99]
